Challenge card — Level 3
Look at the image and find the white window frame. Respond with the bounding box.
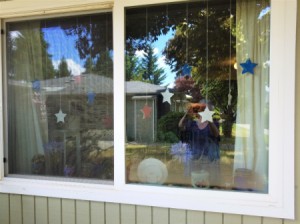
[0,0,296,219]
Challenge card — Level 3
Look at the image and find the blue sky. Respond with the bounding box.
[43,26,175,86]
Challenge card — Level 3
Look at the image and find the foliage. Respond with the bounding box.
[157,111,184,143]
[61,13,113,61]
[56,57,71,77]
[174,76,195,92]
[140,44,166,85]
[125,43,166,84]
[125,50,142,81]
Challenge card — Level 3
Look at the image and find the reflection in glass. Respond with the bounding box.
[125,0,270,192]
[6,13,114,180]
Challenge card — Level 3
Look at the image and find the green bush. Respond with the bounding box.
[157,111,184,143]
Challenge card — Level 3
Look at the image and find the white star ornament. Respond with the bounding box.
[199,106,214,122]
[55,109,67,123]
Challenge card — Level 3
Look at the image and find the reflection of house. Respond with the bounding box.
[126,81,166,143]
[39,75,165,143]
[41,74,114,132]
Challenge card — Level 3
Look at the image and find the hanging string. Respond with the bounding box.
[58,20,62,109]
[145,7,149,104]
[89,15,92,92]
[205,0,209,103]
[228,0,233,106]
[185,3,189,64]
[106,13,109,115]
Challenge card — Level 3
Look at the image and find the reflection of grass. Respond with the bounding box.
[126,143,172,161]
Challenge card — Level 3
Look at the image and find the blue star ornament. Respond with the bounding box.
[182,63,192,76]
[240,58,258,75]
[87,91,96,105]
[32,80,41,91]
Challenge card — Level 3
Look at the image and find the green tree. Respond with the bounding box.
[84,56,95,74]
[140,44,166,85]
[94,50,113,77]
[57,57,71,77]
[125,50,142,81]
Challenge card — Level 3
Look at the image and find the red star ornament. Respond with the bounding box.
[140,104,152,119]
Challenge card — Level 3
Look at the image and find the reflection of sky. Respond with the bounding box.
[136,30,175,87]
[153,31,175,86]
[43,26,175,84]
[42,27,85,76]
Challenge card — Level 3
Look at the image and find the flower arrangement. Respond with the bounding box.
[170,141,193,176]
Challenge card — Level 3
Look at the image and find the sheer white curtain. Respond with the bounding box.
[234,0,270,180]
[8,21,48,174]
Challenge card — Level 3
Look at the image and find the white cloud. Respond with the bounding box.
[153,47,159,55]
[53,59,85,76]
[157,55,167,68]
[135,50,145,58]
[135,47,159,58]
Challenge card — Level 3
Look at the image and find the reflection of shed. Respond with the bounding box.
[126,81,166,143]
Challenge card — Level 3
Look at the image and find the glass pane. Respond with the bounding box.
[6,13,114,180]
[125,0,270,192]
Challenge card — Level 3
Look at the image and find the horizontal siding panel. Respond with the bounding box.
[62,199,75,224]
[170,208,186,224]
[121,204,136,224]
[187,210,204,224]
[0,194,10,224]
[136,205,152,224]
[35,196,48,224]
[76,200,90,224]
[48,198,62,224]
[105,202,120,224]
[10,194,22,224]
[22,195,35,224]
[153,207,168,224]
[91,201,105,224]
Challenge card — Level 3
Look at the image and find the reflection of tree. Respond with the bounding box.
[61,13,113,77]
[7,22,55,80]
[140,44,166,85]
[125,50,142,81]
[165,4,237,137]
[125,43,166,85]
[126,2,237,137]
[56,56,71,77]
[84,57,94,74]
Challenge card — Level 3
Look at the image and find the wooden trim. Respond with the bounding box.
[0,1,113,19]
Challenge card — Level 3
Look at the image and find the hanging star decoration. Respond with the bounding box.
[140,104,152,119]
[199,105,214,122]
[32,80,41,92]
[55,109,66,123]
[161,89,173,104]
[181,63,192,77]
[87,91,96,105]
[240,58,258,75]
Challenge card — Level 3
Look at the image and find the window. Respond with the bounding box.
[4,12,114,180]
[125,1,270,193]
[0,0,296,219]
